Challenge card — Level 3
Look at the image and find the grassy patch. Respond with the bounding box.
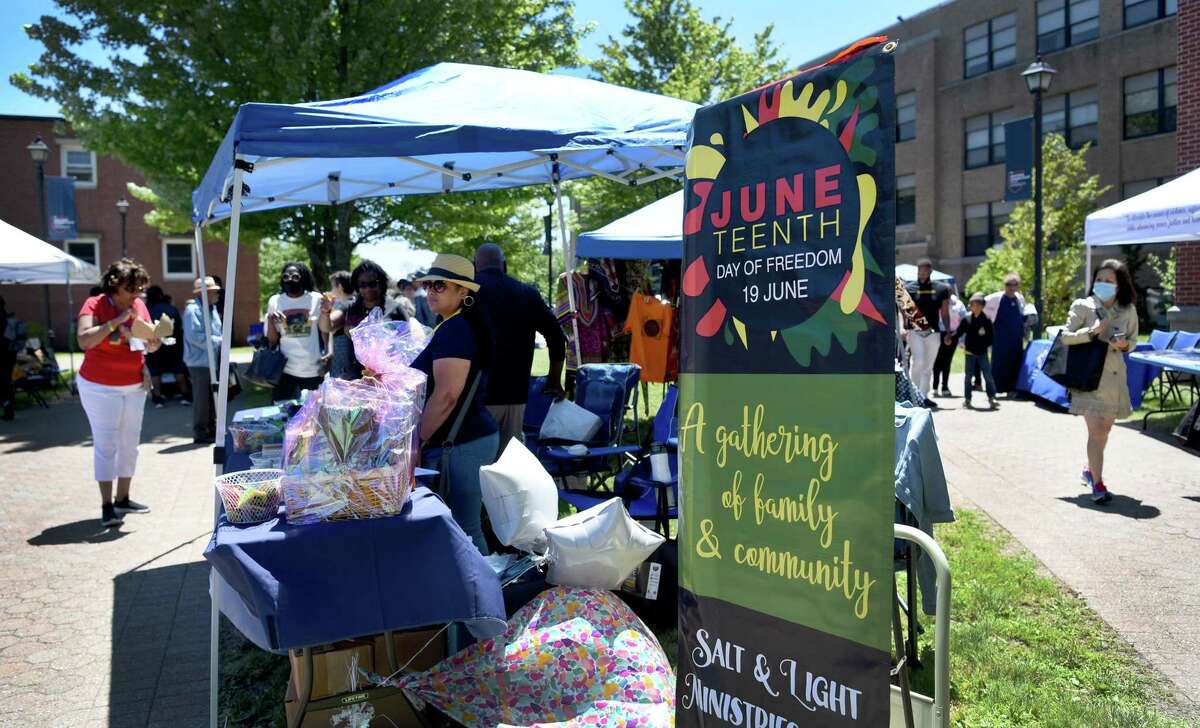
[219,619,289,727]
[903,509,1191,727]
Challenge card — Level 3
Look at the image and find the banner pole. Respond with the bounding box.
[209,161,246,728]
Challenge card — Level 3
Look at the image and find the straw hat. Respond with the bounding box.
[414,254,479,292]
[193,276,220,294]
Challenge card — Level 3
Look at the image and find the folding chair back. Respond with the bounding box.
[523,376,555,437]
[1172,331,1200,351]
[574,364,641,446]
[651,385,679,444]
[1148,329,1176,351]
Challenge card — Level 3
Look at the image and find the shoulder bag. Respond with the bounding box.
[433,371,482,500]
[1041,331,1108,392]
[245,341,286,388]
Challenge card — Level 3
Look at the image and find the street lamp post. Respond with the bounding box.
[1022,58,1056,335]
[116,197,130,258]
[27,136,52,332]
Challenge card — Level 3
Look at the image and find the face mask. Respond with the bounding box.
[1092,281,1117,301]
[282,280,304,296]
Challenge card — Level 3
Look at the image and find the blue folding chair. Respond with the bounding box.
[559,384,679,535]
[1145,329,1177,402]
[539,364,642,489]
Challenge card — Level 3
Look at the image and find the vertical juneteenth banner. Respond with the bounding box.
[677,39,896,727]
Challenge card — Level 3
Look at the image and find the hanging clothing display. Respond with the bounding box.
[623,294,675,383]
[555,271,614,370]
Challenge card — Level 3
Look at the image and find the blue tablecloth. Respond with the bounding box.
[205,488,507,653]
[1015,339,1154,410]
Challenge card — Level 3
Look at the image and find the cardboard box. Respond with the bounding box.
[370,628,445,675]
[288,641,375,702]
[284,678,426,728]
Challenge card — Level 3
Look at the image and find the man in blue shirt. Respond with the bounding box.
[184,277,223,444]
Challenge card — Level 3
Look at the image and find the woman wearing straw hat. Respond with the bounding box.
[412,254,498,554]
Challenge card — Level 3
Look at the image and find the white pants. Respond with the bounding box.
[908,330,941,396]
[77,375,147,482]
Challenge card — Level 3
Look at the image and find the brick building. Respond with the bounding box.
[0,115,259,349]
[808,0,1179,285]
[1172,0,1199,331]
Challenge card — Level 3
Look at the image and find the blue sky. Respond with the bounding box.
[2,0,940,117]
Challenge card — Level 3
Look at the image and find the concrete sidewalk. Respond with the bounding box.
[932,393,1200,712]
[0,394,214,727]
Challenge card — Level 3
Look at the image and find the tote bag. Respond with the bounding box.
[244,343,286,388]
[1040,332,1108,392]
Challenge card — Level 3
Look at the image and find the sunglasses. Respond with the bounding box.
[422,280,449,293]
[281,273,303,282]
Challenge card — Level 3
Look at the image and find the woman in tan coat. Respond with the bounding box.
[1060,259,1138,504]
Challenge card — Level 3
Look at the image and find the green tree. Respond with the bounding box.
[14,0,581,281]
[966,134,1110,327]
[572,0,789,233]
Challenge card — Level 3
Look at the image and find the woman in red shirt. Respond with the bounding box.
[77,259,162,527]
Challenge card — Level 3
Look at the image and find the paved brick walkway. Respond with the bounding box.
[933,394,1200,713]
[0,393,214,727]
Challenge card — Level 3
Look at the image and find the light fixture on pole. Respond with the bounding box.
[116,197,131,258]
[1021,57,1056,334]
[27,136,53,332]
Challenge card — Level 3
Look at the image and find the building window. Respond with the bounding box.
[1124,66,1176,139]
[964,13,1016,78]
[964,201,1014,257]
[1124,0,1176,28]
[1122,177,1171,198]
[965,110,1015,169]
[1043,87,1098,148]
[60,143,97,188]
[162,238,195,280]
[1037,0,1100,53]
[896,92,916,142]
[65,236,99,267]
[896,175,916,226]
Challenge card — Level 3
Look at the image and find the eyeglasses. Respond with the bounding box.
[422,280,449,293]
[281,273,303,282]
[357,279,383,290]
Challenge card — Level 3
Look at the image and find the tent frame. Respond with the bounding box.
[199,150,684,725]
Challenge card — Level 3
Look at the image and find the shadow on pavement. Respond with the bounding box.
[27,519,127,545]
[1057,493,1161,519]
[0,397,195,453]
[159,441,211,455]
[1184,496,1200,504]
[111,561,211,726]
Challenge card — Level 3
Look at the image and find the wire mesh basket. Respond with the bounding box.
[215,469,284,524]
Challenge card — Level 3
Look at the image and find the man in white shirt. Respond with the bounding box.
[265,262,331,400]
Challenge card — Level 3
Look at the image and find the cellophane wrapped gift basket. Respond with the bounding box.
[281,316,430,524]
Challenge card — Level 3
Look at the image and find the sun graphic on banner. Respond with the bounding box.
[682,56,889,367]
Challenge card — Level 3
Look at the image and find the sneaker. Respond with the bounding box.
[181,396,193,405]
[939,387,952,398]
[924,397,939,410]
[1091,482,1113,505]
[1081,468,1094,489]
[101,504,124,527]
[988,397,999,409]
[964,400,973,409]
[113,497,150,515]
[152,394,166,409]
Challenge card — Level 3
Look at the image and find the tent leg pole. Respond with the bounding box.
[1085,245,1092,297]
[209,162,246,728]
[65,262,75,393]
[553,181,581,368]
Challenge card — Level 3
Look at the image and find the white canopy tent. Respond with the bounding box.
[0,218,100,375]
[1084,167,1200,285]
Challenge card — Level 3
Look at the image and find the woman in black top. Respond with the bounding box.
[412,254,498,554]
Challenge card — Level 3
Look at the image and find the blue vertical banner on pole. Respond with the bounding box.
[1004,117,1033,202]
[46,176,78,240]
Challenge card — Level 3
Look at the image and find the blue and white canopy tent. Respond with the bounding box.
[191,62,697,725]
